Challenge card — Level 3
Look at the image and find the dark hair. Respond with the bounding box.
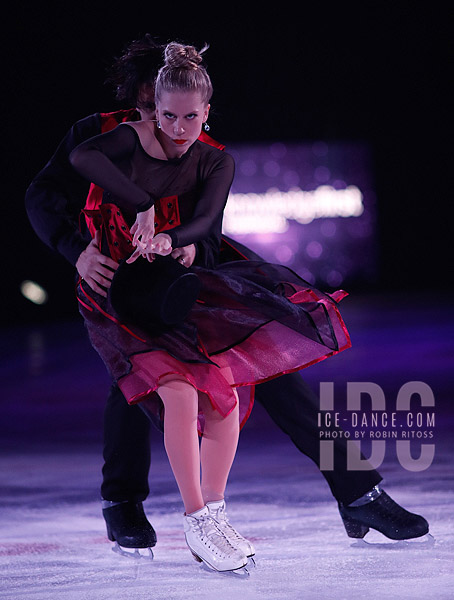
[155,42,213,105]
[105,34,164,106]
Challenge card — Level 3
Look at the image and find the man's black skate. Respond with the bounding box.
[103,501,156,557]
[338,491,429,541]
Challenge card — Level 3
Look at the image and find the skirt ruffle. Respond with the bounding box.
[77,260,351,432]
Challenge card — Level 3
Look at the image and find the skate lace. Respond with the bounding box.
[214,507,247,543]
[192,515,238,557]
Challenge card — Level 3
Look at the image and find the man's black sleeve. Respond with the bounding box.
[25,113,102,266]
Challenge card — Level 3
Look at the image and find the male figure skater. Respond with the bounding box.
[25,35,428,554]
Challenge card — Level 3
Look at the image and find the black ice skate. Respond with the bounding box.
[102,500,156,558]
[338,488,430,543]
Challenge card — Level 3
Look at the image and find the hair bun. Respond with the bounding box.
[164,42,205,70]
[155,41,213,104]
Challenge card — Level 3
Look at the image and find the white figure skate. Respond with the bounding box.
[184,506,248,574]
[206,499,255,563]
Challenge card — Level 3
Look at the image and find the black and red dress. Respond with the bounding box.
[70,123,351,432]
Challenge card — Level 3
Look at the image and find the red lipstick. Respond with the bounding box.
[173,139,188,145]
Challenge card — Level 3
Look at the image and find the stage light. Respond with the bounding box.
[326,270,344,287]
[264,160,280,177]
[20,280,48,305]
[225,140,378,287]
[275,244,295,264]
[223,185,364,233]
[223,213,288,234]
[306,241,323,259]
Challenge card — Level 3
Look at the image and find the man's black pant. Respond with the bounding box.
[101,371,382,507]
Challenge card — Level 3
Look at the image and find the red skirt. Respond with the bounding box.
[77,260,351,432]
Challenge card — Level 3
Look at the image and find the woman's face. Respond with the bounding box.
[155,90,210,157]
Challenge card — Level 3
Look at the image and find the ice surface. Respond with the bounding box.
[1,437,453,600]
[1,292,453,599]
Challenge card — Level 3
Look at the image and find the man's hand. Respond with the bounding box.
[171,244,196,268]
[76,230,118,297]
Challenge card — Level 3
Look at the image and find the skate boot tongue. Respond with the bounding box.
[187,506,211,519]
[187,506,221,538]
[206,499,225,518]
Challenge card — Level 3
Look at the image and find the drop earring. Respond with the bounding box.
[203,122,210,132]
[156,120,161,129]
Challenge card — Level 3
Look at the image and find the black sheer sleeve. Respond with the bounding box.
[25,113,101,265]
[193,220,222,268]
[166,152,235,250]
[69,124,154,212]
[25,115,224,268]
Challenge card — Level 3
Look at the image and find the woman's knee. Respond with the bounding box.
[157,376,198,415]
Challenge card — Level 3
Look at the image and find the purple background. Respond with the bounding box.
[225,141,378,289]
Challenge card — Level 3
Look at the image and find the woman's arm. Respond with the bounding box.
[167,152,235,249]
[129,151,234,263]
[69,124,154,212]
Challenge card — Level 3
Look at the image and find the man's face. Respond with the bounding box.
[136,83,156,121]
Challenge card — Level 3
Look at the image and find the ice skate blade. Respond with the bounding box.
[189,548,249,577]
[191,550,249,577]
[351,533,435,550]
[199,561,250,577]
[112,542,154,559]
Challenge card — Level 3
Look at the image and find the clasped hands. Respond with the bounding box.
[128,205,171,264]
[76,205,196,298]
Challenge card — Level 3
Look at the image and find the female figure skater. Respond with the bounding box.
[69,42,351,573]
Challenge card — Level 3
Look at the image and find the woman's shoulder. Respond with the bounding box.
[196,139,234,164]
[119,121,168,160]
[119,120,154,140]
[194,141,234,176]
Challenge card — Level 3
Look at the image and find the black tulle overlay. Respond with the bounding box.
[77,260,351,433]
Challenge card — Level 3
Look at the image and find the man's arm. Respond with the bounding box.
[25,113,119,297]
[25,113,103,266]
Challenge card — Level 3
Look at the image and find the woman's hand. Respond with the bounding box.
[76,231,118,297]
[130,205,155,251]
[126,233,173,264]
[151,233,173,255]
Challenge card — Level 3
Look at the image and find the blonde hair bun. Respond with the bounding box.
[164,42,206,70]
[155,41,213,104]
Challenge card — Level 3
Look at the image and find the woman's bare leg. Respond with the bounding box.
[199,356,240,503]
[156,359,240,514]
[200,390,240,503]
[157,377,204,515]
[155,376,247,571]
